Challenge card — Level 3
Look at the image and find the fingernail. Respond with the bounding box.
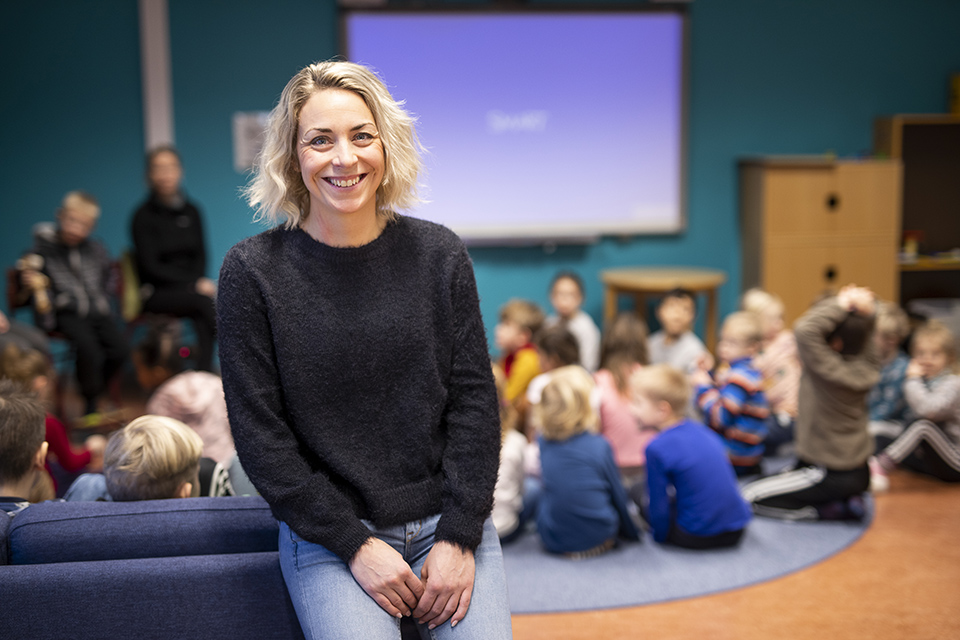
[452,620,459,628]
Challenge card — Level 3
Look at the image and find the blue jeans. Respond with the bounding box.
[279,515,513,639]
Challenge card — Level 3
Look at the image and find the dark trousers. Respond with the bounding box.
[55,312,129,413]
[742,459,870,520]
[667,525,745,550]
[143,287,216,372]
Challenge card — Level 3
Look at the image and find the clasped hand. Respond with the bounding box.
[348,537,475,629]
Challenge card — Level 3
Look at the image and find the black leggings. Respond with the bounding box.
[143,287,216,372]
[55,312,129,412]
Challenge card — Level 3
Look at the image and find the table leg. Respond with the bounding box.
[705,289,718,354]
[604,286,619,327]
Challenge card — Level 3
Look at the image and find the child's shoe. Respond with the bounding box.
[869,456,890,493]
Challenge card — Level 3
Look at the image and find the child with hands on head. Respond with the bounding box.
[692,312,770,476]
[632,364,752,549]
[870,320,960,491]
[535,365,640,558]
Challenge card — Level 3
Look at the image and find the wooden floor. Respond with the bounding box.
[512,472,960,640]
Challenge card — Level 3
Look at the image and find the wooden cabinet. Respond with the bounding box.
[740,157,902,324]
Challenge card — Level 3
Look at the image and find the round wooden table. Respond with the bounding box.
[600,267,727,353]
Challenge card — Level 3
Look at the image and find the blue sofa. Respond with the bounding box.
[0,496,305,639]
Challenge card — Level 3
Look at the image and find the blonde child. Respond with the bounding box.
[871,320,960,491]
[1,344,105,494]
[495,298,545,407]
[867,301,913,445]
[535,365,640,557]
[0,379,50,517]
[594,313,656,484]
[544,271,601,371]
[647,288,707,375]
[65,415,205,501]
[692,312,770,475]
[741,288,801,454]
[632,365,751,549]
[490,363,529,543]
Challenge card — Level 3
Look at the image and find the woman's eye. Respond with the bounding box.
[309,136,331,147]
[354,132,376,144]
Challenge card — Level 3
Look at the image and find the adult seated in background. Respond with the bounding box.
[131,145,216,372]
[20,191,129,417]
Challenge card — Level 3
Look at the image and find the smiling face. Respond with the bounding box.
[297,89,385,226]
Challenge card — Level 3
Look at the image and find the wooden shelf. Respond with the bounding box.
[900,257,960,272]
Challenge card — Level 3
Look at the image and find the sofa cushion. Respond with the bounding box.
[8,496,279,565]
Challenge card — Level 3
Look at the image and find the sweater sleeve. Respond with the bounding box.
[794,298,880,392]
[904,375,960,423]
[217,247,373,562]
[645,441,671,543]
[45,414,91,472]
[505,348,540,403]
[433,245,502,552]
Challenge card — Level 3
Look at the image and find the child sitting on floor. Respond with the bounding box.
[632,365,751,549]
[867,301,913,449]
[741,288,801,455]
[693,311,770,476]
[647,288,707,375]
[544,271,601,371]
[65,414,232,501]
[495,298,545,410]
[870,320,960,491]
[536,365,640,558]
[742,286,880,521]
[0,379,49,518]
[491,363,529,543]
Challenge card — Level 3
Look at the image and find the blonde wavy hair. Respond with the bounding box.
[104,415,203,501]
[244,60,423,228]
[537,365,598,441]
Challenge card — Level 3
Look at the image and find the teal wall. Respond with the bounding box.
[3,0,959,349]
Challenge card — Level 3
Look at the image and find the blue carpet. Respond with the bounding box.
[502,496,872,614]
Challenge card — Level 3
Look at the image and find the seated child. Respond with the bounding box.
[490,363,529,543]
[741,288,801,454]
[525,324,583,436]
[870,320,960,491]
[495,298,545,409]
[1,343,105,494]
[0,379,49,518]
[693,311,770,475]
[742,286,880,521]
[535,366,640,558]
[632,365,752,549]
[544,271,601,371]
[65,414,231,501]
[594,313,656,485]
[867,301,913,446]
[647,288,707,375]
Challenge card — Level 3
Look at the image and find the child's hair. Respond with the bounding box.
[135,322,187,375]
[537,365,598,441]
[0,379,46,485]
[550,271,585,296]
[661,287,696,311]
[875,300,911,341]
[629,364,691,417]
[599,312,649,394]
[104,415,203,501]
[722,311,763,347]
[491,363,519,440]
[0,343,51,388]
[498,298,546,337]
[533,325,581,368]
[59,190,101,219]
[827,312,873,356]
[740,287,782,316]
[911,320,957,366]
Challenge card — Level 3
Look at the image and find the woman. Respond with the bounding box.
[131,146,217,372]
[217,61,512,638]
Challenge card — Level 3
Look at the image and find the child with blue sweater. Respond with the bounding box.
[634,364,752,549]
[536,365,640,558]
[694,311,770,475]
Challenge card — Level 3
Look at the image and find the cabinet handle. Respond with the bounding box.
[826,193,840,210]
[825,265,837,281]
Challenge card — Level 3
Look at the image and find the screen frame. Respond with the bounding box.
[339,4,690,246]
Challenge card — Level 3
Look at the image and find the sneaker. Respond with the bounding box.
[869,456,890,493]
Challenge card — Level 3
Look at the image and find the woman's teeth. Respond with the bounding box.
[327,176,361,188]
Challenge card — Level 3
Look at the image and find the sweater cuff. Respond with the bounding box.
[434,508,486,553]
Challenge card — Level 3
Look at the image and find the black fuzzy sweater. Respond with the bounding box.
[217,216,500,562]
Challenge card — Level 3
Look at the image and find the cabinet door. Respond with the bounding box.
[763,167,837,237]
[763,240,837,324]
[834,163,902,236]
[833,240,900,303]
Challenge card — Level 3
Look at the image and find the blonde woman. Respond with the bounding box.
[217,61,510,638]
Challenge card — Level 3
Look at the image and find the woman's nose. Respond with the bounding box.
[332,140,357,167]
